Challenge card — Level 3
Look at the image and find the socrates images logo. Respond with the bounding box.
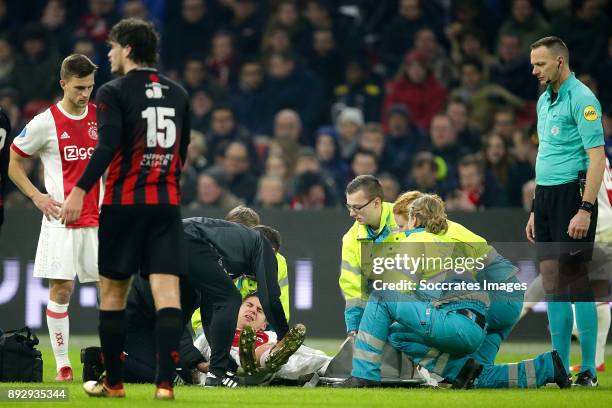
[584,105,598,121]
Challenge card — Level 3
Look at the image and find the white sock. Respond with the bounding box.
[259,348,272,368]
[46,300,70,370]
[596,303,611,367]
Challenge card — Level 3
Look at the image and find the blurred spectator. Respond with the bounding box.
[40,0,74,56]
[181,54,226,100]
[404,151,450,196]
[482,133,534,207]
[445,154,507,211]
[359,122,385,162]
[490,33,538,101]
[335,107,363,160]
[351,149,378,178]
[188,167,243,212]
[0,35,15,86]
[0,88,22,131]
[381,104,425,180]
[315,126,349,193]
[228,59,271,135]
[264,0,308,56]
[449,28,496,80]
[261,27,293,61]
[206,30,240,87]
[380,0,443,74]
[294,147,321,176]
[447,0,499,51]
[11,23,61,105]
[521,179,536,212]
[180,130,208,205]
[552,0,611,75]
[498,0,551,54]
[511,128,537,168]
[0,0,18,41]
[332,59,382,123]
[75,0,118,45]
[190,87,214,133]
[413,27,456,87]
[382,49,447,131]
[227,0,264,58]
[445,97,481,152]
[302,0,362,56]
[491,108,517,142]
[306,28,344,98]
[72,36,111,86]
[162,0,217,72]
[428,113,470,185]
[255,174,286,208]
[596,35,612,110]
[379,172,401,203]
[267,51,325,136]
[121,0,160,30]
[272,109,302,170]
[265,154,290,182]
[205,105,251,163]
[450,58,524,131]
[289,170,337,209]
[222,140,258,204]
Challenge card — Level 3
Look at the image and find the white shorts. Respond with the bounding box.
[33,224,99,283]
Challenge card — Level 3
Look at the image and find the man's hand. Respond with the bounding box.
[347,330,357,338]
[32,191,62,220]
[196,361,209,373]
[60,187,86,225]
[568,210,591,240]
[525,212,535,243]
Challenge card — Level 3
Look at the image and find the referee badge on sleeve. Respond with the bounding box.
[583,106,598,121]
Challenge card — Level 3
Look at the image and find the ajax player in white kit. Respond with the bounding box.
[8,54,102,381]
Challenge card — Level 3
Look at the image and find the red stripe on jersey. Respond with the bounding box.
[46,309,69,319]
[10,144,31,157]
[144,144,160,204]
[166,145,179,205]
[120,133,145,205]
[103,149,123,205]
[50,103,100,228]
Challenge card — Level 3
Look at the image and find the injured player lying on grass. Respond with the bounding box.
[193,294,332,385]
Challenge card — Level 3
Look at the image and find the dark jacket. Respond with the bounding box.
[182,217,289,338]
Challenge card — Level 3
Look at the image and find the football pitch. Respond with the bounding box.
[0,336,610,407]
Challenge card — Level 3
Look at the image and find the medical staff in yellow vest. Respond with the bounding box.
[340,175,400,335]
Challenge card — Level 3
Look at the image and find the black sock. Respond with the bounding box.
[155,307,183,386]
[99,310,126,387]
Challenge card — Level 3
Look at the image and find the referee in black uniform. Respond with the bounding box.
[61,18,191,399]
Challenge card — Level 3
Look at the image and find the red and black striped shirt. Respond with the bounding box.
[76,68,190,205]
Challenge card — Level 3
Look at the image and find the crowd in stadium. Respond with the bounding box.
[0,0,611,211]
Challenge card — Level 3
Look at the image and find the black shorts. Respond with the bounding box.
[534,181,597,263]
[98,204,186,280]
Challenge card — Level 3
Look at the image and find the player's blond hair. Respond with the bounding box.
[408,194,448,235]
[225,205,260,228]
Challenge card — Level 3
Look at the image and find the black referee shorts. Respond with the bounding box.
[98,204,186,280]
[534,180,597,263]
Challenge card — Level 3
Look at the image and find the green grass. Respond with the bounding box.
[0,337,610,407]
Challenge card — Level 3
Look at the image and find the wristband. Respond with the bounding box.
[579,201,594,213]
[530,198,535,213]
